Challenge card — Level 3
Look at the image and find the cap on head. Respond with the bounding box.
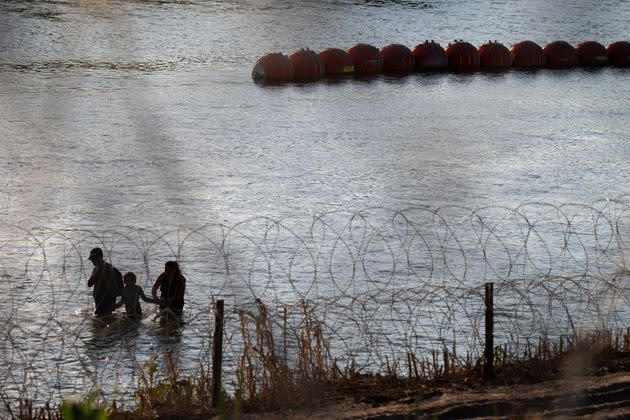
[88,247,104,261]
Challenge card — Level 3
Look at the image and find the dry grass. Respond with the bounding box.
[6,302,630,419]
[231,299,331,412]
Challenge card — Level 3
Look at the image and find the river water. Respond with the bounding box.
[1,0,629,409]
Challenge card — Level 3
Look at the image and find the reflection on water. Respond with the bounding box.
[151,311,185,344]
[85,315,141,350]
[84,312,185,351]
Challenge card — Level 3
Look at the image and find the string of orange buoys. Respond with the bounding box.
[251,39,630,84]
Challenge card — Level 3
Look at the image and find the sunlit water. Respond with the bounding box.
[1,0,629,408]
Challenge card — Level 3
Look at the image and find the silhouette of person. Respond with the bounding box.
[87,247,120,317]
[114,272,159,320]
[151,261,186,316]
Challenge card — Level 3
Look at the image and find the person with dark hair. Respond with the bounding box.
[151,261,186,316]
[87,247,122,317]
[114,272,160,320]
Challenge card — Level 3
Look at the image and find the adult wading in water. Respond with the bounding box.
[152,261,186,316]
[87,247,122,317]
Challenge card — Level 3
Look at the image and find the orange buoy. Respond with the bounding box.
[347,43,383,76]
[478,41,513,68]
[543,41,577,68]
[606,40,630,67]
[575,40,608,66]
[510,40,545,68]
[252,53,295,83]
[318,48,354,76]
[412,40,448,70]
[380,44,415,73]
[288,48,325,82]
[445,40,480,71]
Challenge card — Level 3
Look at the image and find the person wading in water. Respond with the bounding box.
[87,247,122,317]
[151,260,186,316]
[114,272,160,320]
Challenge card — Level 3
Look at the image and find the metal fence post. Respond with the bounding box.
[484,283,494,378]
[212,300,224,408]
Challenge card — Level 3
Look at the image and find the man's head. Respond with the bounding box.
[88,247,104,266]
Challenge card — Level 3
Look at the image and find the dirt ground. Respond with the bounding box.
[238,372,630,419]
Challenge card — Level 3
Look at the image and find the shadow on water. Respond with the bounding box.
[381,72,415,85]
[84,315,141,352]
[446,71,480,85]
[350,75,383,85]
[320,76,354,87]
[408,72,444,86]
[578,66,609,75]
[83,309,186,355]
[478,69,509,80]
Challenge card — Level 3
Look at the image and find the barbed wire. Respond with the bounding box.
[0,197,629,410]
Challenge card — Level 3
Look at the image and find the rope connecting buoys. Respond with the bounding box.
[380,44,415,73]
[347,43,383,76]
[412,40,448,70]
[252,38,629,83]
[445,40,480,71]
[543,41,577,68]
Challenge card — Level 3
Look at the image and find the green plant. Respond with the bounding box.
[59,394,107,420]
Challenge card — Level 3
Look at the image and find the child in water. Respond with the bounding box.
[114,272,160,319]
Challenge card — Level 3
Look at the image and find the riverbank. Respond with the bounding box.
[241,371,630,419]
[104,331,630,419]
[227,347,630,419]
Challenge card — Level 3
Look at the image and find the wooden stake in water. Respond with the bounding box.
[212,300,225,408]
[484,283,494,378]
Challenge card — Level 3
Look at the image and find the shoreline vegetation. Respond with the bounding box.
[5,301,630,419]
